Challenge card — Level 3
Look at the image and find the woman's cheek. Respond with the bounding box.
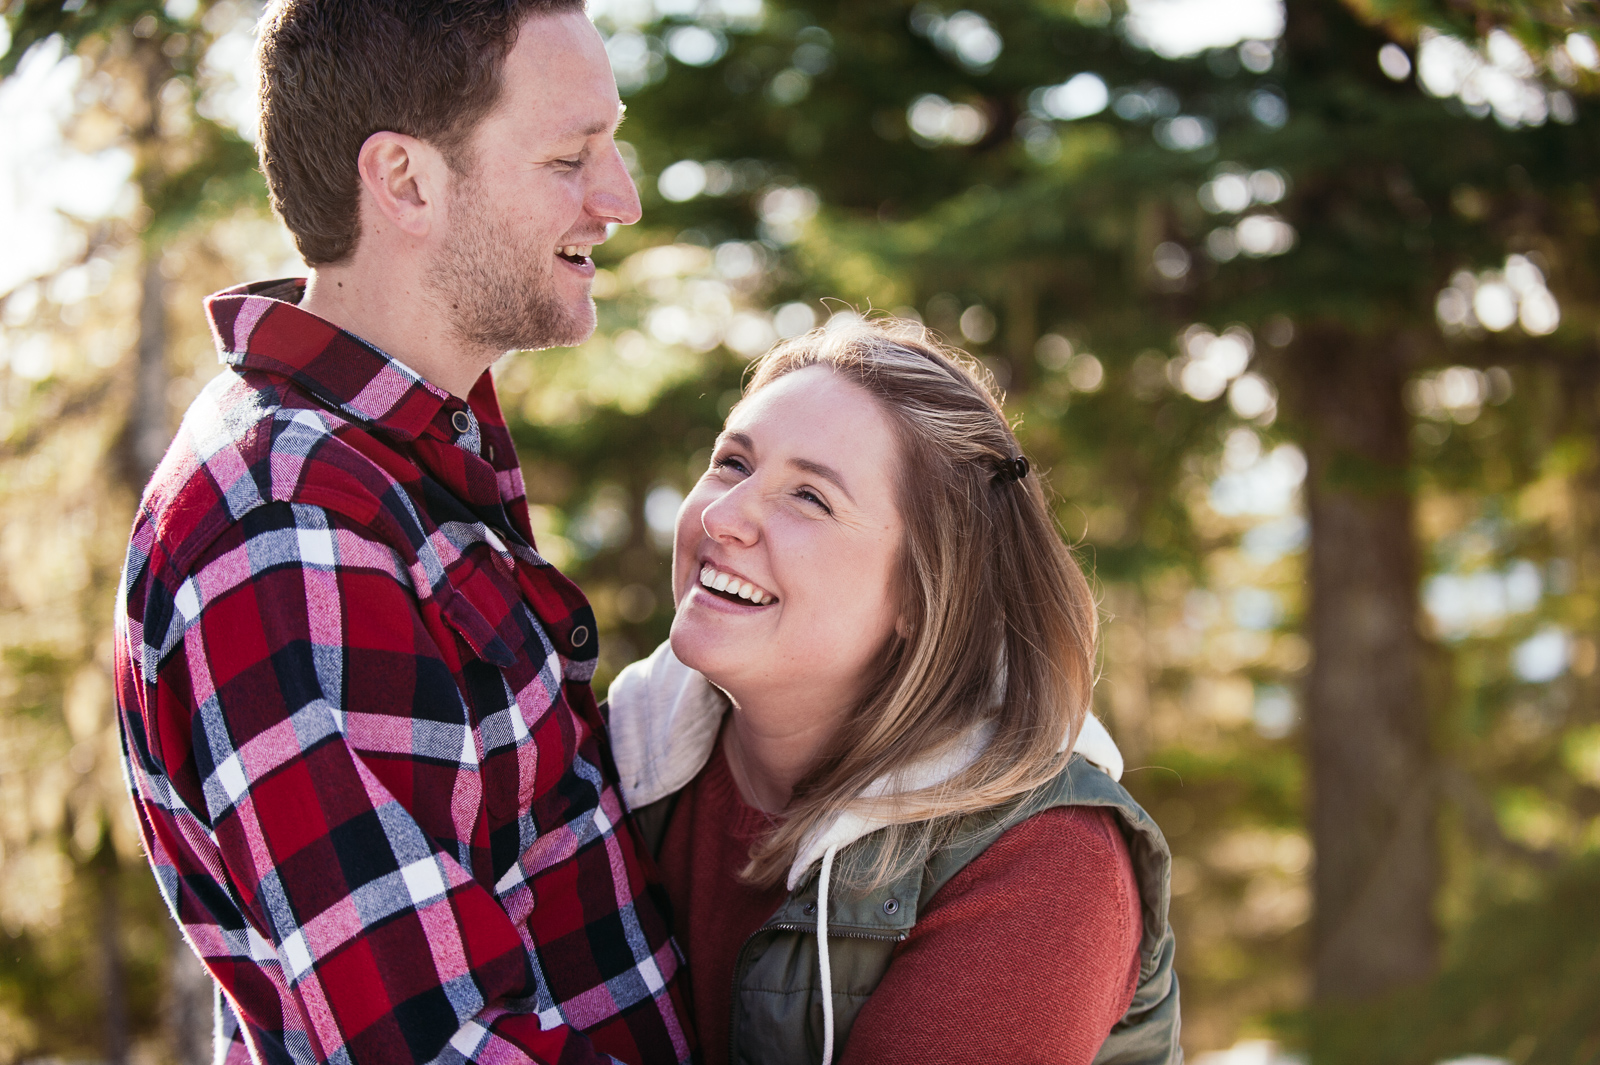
[671,504,706,607]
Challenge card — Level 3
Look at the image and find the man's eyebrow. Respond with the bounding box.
[559,107,627,141]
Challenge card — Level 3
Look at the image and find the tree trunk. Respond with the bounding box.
[1553,352,1600,717]
[1101,583,1152,767]
[127,253,170,485]
[124,29,174,488]
[1290,324,1437,1004]
[1002,266,1037,392]
[166,923,214,1065]
[90,824,129,1065]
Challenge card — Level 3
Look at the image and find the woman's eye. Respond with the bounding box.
[796,488,831,513]
[713,456,749,475]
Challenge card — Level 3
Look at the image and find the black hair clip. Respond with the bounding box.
[994,455,1030,484]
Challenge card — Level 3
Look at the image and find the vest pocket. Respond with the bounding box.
[735,927,890,1065]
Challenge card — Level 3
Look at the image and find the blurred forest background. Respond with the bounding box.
[3,0,1600,1062]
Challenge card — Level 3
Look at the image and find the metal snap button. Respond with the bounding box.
[571,625,589,647]
[451,410,472,433]
[882,898,899,915]
[803,902,817,916]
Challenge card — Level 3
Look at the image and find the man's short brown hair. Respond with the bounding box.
[257,0,584,265]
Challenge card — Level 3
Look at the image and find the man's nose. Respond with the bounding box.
[590,141,643,226]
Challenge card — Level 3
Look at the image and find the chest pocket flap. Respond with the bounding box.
[439,569,530,669]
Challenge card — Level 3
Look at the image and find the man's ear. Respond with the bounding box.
[355,131,448,239]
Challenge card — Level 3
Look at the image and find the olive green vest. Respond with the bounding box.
[633,753,1182,1065]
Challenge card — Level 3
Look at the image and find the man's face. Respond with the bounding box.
[428,9,641,353]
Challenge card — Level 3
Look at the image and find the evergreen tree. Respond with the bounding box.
[2,3,266,1060]
[6,0,1600,1057]
[591,0,1600,1052]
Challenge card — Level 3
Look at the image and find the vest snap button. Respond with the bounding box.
[803,902,816,916]
[571,625,589,648]
[883,898,899,915]
[451,410,472,433]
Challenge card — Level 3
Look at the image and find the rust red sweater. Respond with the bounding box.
[655,743,1143,1065]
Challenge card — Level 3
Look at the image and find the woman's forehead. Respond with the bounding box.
[728,367,877,436]
[724,367,901,491]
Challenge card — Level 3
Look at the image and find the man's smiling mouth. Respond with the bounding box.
[699,563,777,605]
[557,244,593,266]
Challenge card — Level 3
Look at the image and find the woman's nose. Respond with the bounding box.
[700,481,760,545]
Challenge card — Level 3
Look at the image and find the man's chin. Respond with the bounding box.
[516,297,595,352]
[497,296,595,353]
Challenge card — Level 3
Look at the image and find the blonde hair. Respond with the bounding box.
[735,318,1099,890]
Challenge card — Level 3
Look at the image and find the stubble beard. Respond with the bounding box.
[428,170,595,354]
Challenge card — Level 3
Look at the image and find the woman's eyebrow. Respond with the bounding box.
[790,457,856,506]
[721,431,856,505]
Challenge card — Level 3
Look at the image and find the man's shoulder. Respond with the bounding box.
[136,367,423,577]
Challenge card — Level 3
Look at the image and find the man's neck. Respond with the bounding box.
[300,261,495,400]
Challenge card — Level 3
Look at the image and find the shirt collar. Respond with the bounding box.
[205,277,455,441]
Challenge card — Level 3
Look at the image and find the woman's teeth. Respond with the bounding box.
[699,564,775,605]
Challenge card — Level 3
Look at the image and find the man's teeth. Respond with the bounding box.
[559,244,593,259]
[699,564,775,605]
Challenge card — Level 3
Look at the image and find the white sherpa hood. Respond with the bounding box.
[607,640,1125,891]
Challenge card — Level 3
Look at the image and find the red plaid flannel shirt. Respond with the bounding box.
[113,280,693,1065]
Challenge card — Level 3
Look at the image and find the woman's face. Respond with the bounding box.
[670,364,905,718]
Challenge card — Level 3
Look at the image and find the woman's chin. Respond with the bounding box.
[669,614,743,689]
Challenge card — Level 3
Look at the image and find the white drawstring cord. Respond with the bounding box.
[816,844,839,1065]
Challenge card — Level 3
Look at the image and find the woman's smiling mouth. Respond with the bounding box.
[698,563,777,605]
